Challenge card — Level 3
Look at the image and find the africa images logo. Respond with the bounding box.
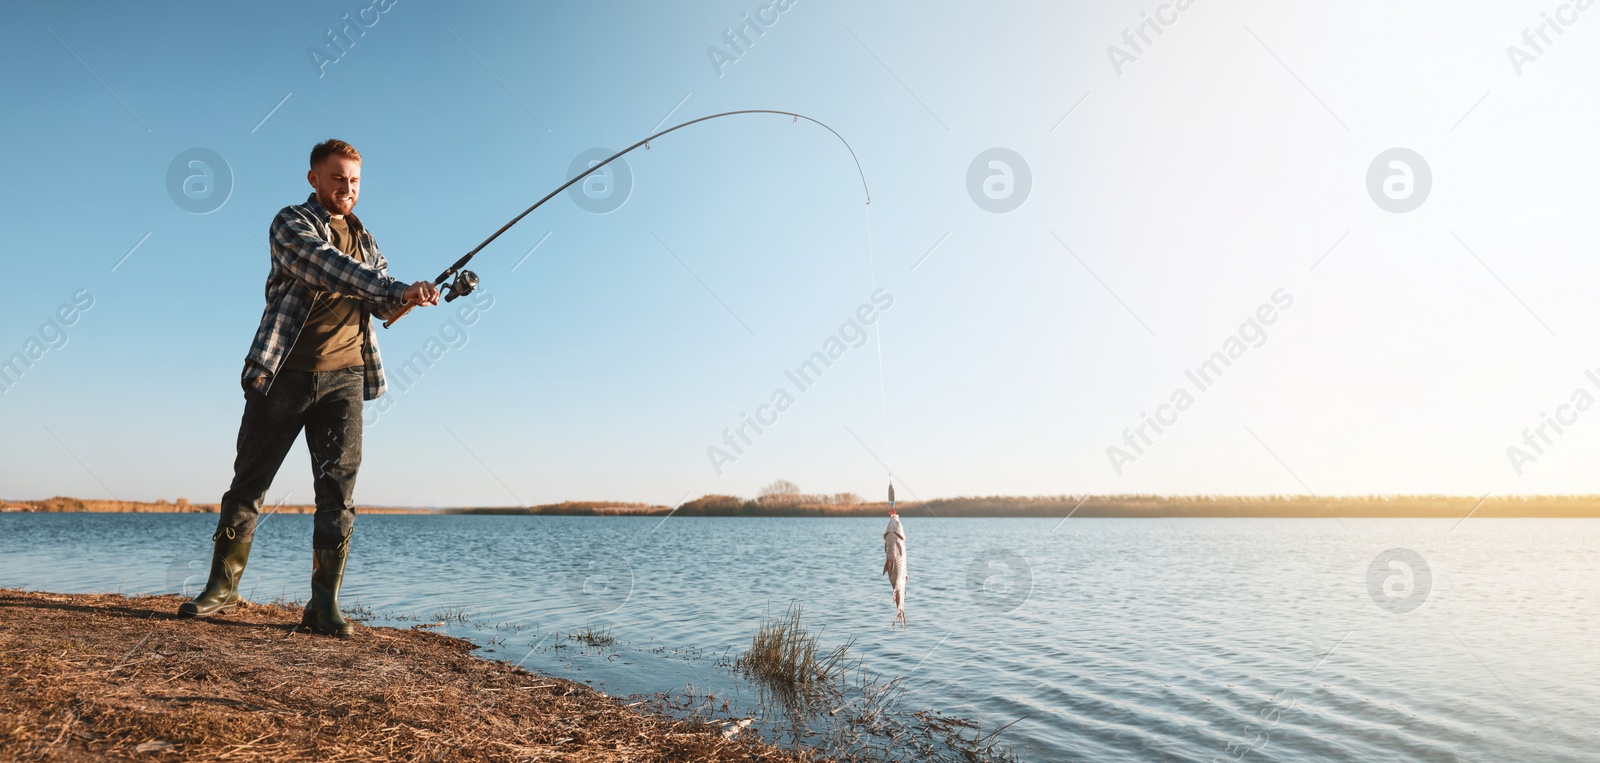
[166,148,233,215]
[1367,548,1431,615]
[1365,148,1431,214]
[566,148,633,215]
[966,148,1031,214]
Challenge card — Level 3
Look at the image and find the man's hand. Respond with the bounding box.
[403,280,440,307]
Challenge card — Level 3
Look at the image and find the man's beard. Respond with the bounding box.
[320,191,355,215]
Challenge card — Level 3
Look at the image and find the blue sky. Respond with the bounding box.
[3,1,1598,506]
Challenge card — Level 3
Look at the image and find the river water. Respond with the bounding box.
[1,512,1595,761]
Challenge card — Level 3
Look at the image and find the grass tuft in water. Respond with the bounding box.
[736,601,852,697]
[567,624,614,647]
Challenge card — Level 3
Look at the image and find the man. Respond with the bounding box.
[179,139,440,637]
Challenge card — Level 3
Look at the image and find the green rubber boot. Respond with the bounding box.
[301,538,354,638]
[178,528,252,618]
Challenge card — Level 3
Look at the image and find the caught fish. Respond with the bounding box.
[883,508,906,628]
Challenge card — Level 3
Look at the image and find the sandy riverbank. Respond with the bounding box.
[0,589,816,762]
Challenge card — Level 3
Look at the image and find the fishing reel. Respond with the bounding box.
[382,269,479,328]
[442,270,479,302]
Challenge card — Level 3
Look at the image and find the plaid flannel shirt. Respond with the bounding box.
[241,193,409,401]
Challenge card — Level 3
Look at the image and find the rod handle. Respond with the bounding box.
[382,302,417,329]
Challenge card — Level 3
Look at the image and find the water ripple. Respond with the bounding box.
[1,514,1597,761]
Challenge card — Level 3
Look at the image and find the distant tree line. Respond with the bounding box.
[10,490,1600,517]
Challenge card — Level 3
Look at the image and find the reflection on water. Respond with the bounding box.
[2,513,1597,761]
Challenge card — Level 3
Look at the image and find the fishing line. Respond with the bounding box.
[864,203,897,506]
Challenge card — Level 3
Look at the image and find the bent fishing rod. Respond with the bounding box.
[383,109,871,328]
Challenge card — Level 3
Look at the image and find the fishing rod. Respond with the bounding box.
[382,109,871,328]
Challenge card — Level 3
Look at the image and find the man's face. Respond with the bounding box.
[307,156,360,216]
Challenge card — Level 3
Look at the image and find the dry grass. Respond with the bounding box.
[736,603,852,702]
[1,496,426,515]
[672,492,1600,517]
[0,588,823,762]
[17,493,1600,518]
[709,605,1017,762]
[566,625,614,648]
[445,503,670,516]
[912,493,1600,517]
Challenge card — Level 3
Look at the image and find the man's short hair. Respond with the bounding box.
[310,139,362,169]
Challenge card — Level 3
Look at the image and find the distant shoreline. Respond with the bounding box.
[6,495,1600,518]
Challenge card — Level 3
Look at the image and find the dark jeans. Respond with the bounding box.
[217,366,363,549]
